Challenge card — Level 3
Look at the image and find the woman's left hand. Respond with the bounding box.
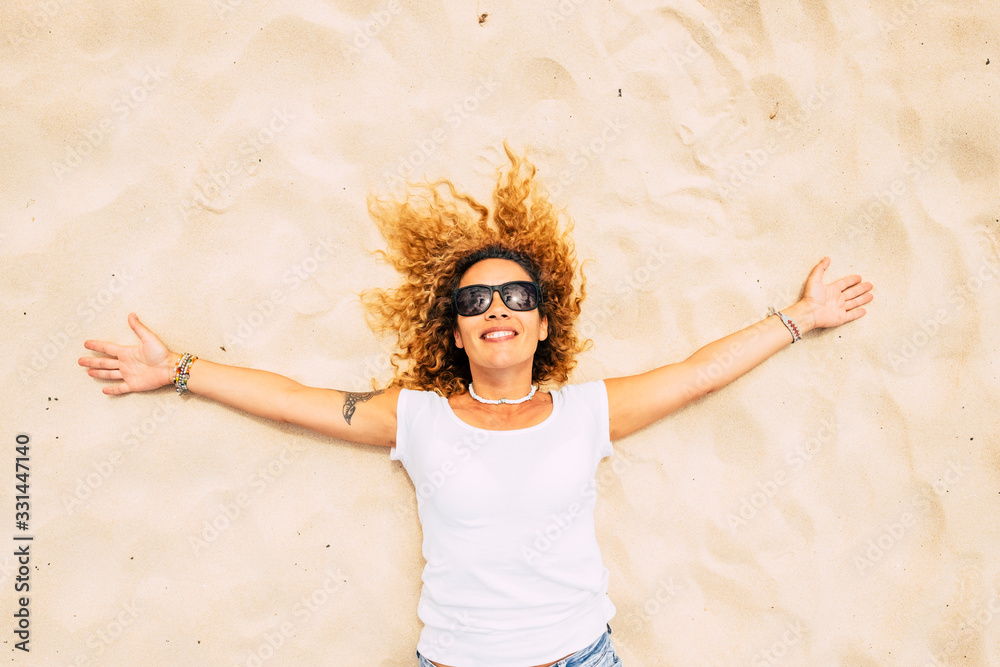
[799,257,874,329]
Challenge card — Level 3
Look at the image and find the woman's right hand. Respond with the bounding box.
[79,312,177,395]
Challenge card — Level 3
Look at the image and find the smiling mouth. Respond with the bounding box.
[482,331,517,340]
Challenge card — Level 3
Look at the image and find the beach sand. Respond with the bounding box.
[2,0,999,664]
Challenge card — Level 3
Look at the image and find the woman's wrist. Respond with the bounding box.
[159,351,183,389]
[781,301,817,336]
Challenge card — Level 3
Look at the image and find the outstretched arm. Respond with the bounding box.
[79,313,399,447]
[605,257,873,440]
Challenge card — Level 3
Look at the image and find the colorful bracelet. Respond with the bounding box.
[767,306,801,343]
[173,353,198,394]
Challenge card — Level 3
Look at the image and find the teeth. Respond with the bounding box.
[483,331,515,339]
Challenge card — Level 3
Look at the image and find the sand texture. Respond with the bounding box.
[2,0,999,664]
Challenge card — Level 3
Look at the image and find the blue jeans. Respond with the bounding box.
[416,624,622,666]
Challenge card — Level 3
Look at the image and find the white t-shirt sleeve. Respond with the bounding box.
[591,380,614,459]
[558,380,615,460]
[389,388,411,464]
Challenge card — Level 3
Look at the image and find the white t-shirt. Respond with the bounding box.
[390,380,617,666]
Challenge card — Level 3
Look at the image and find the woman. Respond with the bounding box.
[79,147,873,667]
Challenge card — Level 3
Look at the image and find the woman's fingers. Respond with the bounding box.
[847,290,875,309]
[129,312,149,338]
[841,282,874,305]
[830,274,863,294]
[129,312,163,347]
[82,338,120,358]
[87,368,123,380]
[845,306,867,321]
[80,314,157,361]
[806,257,831,287]
[103,382,131,396]
[840,282,864,300]
[78,355,119,370]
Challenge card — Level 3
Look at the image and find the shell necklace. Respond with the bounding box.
[468,383,537,405]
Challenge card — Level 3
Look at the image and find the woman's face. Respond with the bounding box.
[453,258,548,374]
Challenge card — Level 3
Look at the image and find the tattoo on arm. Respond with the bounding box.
[342,390,384,425]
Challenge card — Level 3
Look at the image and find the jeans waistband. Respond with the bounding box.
[415,624,614,666]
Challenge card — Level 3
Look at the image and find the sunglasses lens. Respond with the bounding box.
[455,286,492,316]
[501,282,538,311]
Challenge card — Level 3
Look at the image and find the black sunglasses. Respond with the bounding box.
[452,281,542,317]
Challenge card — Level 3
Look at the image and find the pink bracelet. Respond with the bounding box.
[767,306,801,343]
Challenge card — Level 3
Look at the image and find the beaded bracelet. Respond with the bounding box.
[173,353,198,394]
[767,306,801,343]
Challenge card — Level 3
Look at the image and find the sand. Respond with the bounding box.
[2,0,999,664]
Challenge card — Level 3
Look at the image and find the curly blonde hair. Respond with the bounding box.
[361,144,588,397]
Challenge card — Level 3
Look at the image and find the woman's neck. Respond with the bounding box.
[467,367,535,402]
